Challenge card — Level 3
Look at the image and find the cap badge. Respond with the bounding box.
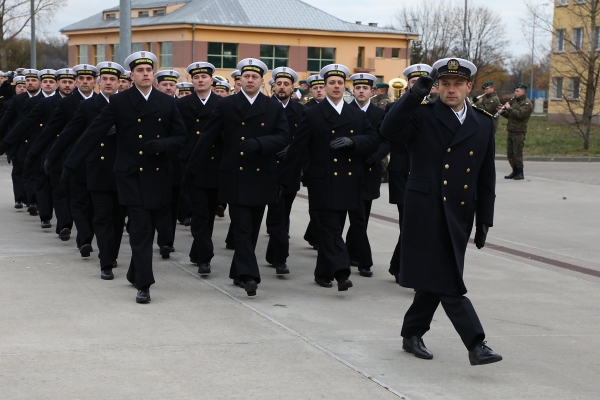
[108,63,112,67]
[141,52,145,57]
[334,65,339,70]
[447,59,459,71]
[417,65,421,71]
[360,74,363,78]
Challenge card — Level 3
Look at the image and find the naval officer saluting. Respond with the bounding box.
[62,51,187,303]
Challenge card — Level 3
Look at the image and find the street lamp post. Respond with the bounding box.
[119,0,132,65]
[463,0,468,58]
[31,0,36,68]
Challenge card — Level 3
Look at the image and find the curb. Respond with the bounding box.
[495,155,600,162]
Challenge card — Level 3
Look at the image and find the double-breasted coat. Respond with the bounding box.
[380,93,496,295]
[186,91,290,206]
[63,87,187,210]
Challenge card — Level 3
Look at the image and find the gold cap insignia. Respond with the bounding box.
[447,59,459,71]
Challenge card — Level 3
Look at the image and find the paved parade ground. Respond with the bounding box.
[1,159,600,399]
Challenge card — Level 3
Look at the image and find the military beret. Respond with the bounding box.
[482,81,494,89]
[515,83,528,90]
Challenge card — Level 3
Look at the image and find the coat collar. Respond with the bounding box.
[433,98,462,135]
[449,101,480,147]
[129,86,160,117]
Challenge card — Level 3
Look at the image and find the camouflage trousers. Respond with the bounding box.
[507,131,525,169]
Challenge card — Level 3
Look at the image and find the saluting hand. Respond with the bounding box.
[474,224,489,249]
[410,68,439,99]
[330,137,354,149]
[238,138,261,154]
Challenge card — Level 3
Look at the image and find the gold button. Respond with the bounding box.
[443,197,447,201]
[334,172,338,176]
[25,140,28,143]
[137,118,141,122]
[445,164,449,169]
[464,185,468,189]
[466,168,471,173]
[139,135,143,138]
[443,180,447,185]
[101,156,104,160]
[350,130,354,134]
[56,135,59,137]
[348,172,352,176]
[241,137,245,141]
[334,158,338,162]
[447,148,451,152]
[139,167,143,171]
[158,118,161,122]
[256,168,260,172]
[240,152,244,156]
[295,124,297,127]
[39,123,43,127]
[461,201,465,206]
[276,160,280,164]
[156,153,159,155]
[348,158,351,162]
[210,157,214,160]
[139,151,143,155]
[242,122,245,126]
[101,143,104,147]
[196,119,199,122]
[196,131,200,135]
[156,168,160,171]
[261,123,264,127]
[369,168,372,171]
[239,167,243,171]
[469,151,474,156]
[212,145,215,148]
[156,135,160,138]
[332,130,335,133]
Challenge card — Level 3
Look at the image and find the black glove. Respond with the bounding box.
[410,68,439,99]
[330,137,354,150]
[364,156,376,166]
[0,143,8,156]
[60,167,74,191]
[277,146,288,159]
[474,224,489,249]
[144,139,166,154]
[238,138,261,154]
[43,158,52,175]
[181,173,195,193]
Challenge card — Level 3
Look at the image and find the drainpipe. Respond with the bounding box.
[192,23,196,61]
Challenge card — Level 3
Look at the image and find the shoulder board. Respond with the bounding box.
[472,105,493,118]
[421,99,429,105]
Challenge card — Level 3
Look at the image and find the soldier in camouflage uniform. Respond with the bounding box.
[474,81,500,129]
[371,83,391,109]
[499,83,533,180]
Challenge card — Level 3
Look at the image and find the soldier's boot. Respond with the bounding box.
[513,168,524,180]
[504,168,516,179]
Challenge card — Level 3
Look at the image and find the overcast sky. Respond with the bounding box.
[42,0,551,59]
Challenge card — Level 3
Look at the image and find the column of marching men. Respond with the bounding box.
[0,51,505,366]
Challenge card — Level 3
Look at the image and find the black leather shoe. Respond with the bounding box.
[233,279,245,288]
[80,244,92,258]
[59,228,71,241]
[244,279,258,296]
[358,267,373,277]
[27,203,38,216]
[101,269,114,280]
[197,262,211,275]
[513,168,524,180]
[337,278,353,291]
[402,336,433,360]
[170,246,175,252]
[183,217,191,226]
[314,277,332,288]
[350,260,359,267]
[216,205,225,218]
[14,201,23,209]
[112,260,118,268]
[160,245,171,259]
[41,220,51,229]
[136,288,151,304]
[504,168,516,179]
[274,262,289,275]
[469,342,502,365]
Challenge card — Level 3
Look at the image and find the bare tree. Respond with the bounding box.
[0,0,67,70]
[527,0,600,149]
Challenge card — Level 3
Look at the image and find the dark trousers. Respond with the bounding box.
[157,185,179,248]
[225,220,234,248]
[22,164,36,206]
[389,204,404,276]
[345,200,373,268]
[125,205,169,289]
[265,194,294,264]
[49,169,72,234]
[178,161,192,222]
[33,164,53,221]
[68,175,94,248]
[315,209,351,282]
[90,190,126,269]
[11,158,26,203]
[228,204,265,283]
[188,186,219,264]
[401,290,485,351]
[303,209,320,246]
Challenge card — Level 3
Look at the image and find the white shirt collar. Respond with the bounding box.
[241,89,259,105]
[326,96,344,115]
[354,99,370,112]
[454,101,467,124]
[43,91,55,98]
[28,90,41,98]
[79,88,94,100]
[198,90,211,105]
[100,91,111,103]
[136,87,152,101]
[277,97,290,108]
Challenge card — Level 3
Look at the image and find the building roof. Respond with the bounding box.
[61,0,408,35]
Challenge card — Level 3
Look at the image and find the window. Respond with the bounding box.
[138,10,149,18]
[574,0,586,4]
[77,45,88,64]
[375,47,384,58]
[595,27,600,50]
[568,78,580,100]
[105,13,116,20]
[391,48,400,59]
[555,0,568,5]
[260,45,289,70]
[552,77,564,100]
[153,9,165,16]
[109,44,117,60]
[555,29,566,52]
[159,42,172,68]
[132,43,143,52]
[307,47,336,72]
[207,42,238,69]
[94,44,106,64]
[572,28,584,51]
[375,76,384,85]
